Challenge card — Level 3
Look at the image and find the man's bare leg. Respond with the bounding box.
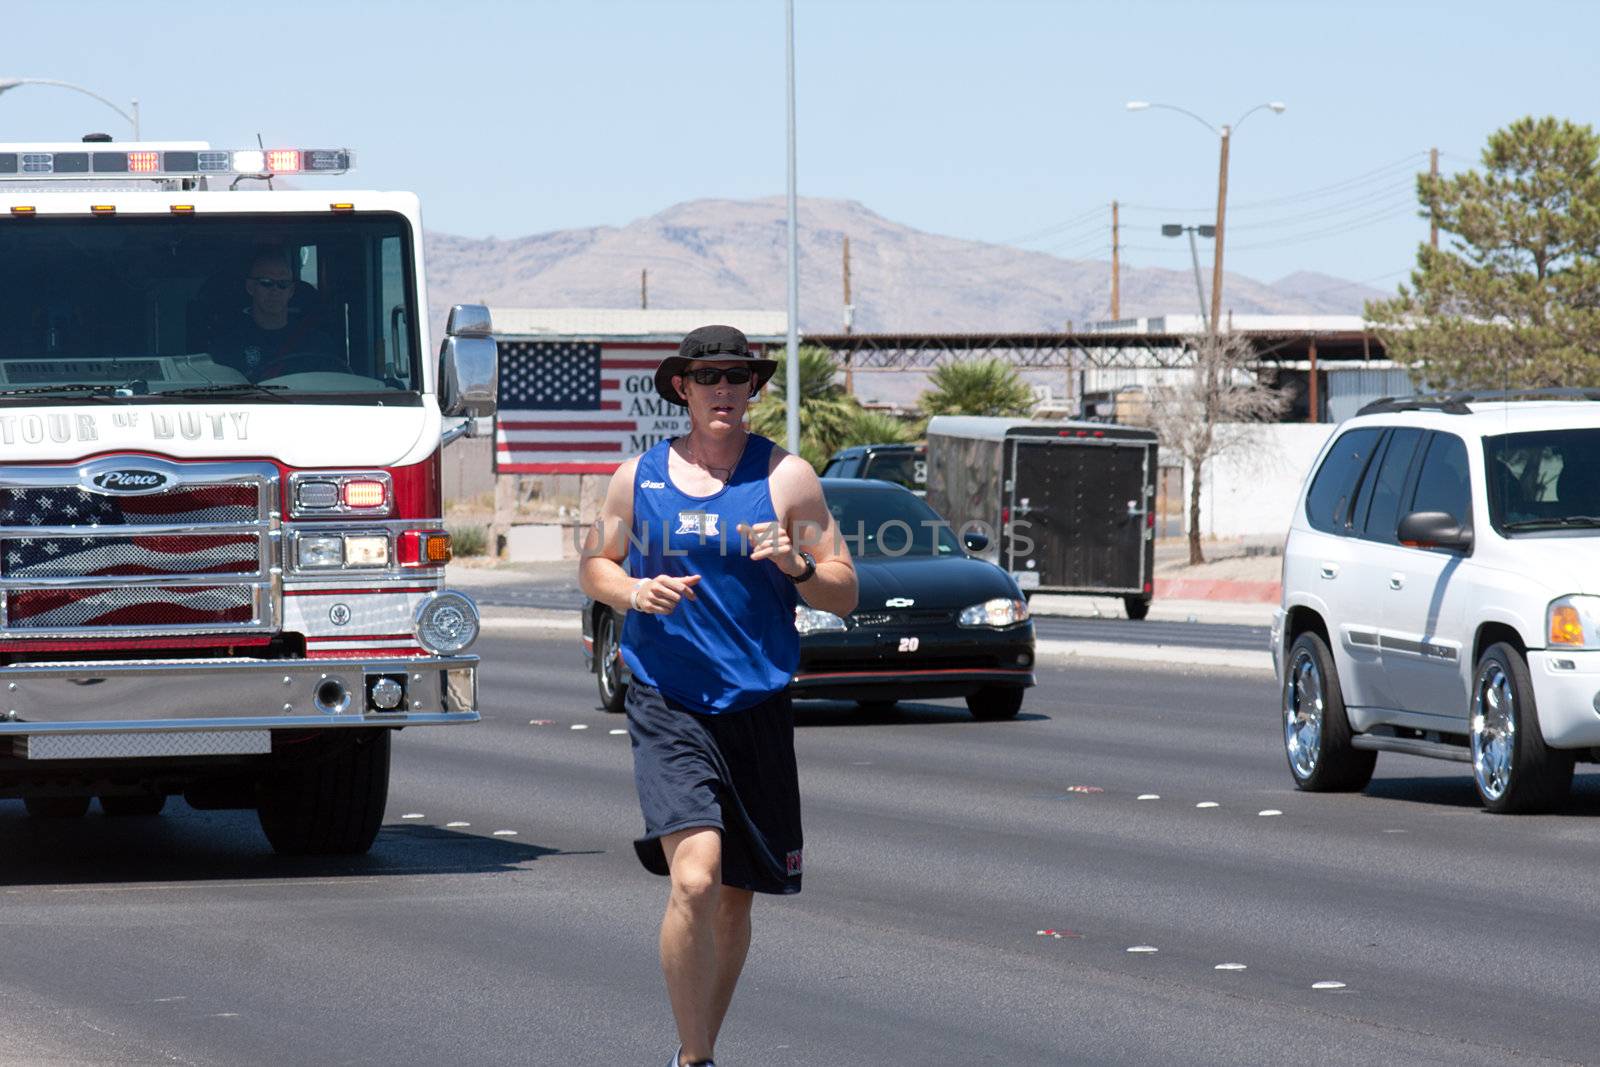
[660,828,722,1065]
[708,887,753,1048]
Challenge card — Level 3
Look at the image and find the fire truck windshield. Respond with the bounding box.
[0,213,421,404]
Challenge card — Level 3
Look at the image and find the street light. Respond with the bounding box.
[0,77,140,139]
[1127,99,1285,335]
[1160,223,1216,329]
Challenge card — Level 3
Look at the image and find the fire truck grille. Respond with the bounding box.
[5,585,256,629]
[1,534,259,578]
[0,484,258,527]
[0,465,275,637]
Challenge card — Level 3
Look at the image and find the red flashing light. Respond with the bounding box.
[127,151,160,173]
[341,480,387,508]
[266,149,301,173]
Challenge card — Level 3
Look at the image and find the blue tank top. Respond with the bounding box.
[620,435,800,714]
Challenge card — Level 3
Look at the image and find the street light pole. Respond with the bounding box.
[1210,128,1230,337]
[1127,100,1284,337]
[1161,223,1216,329]
[783,0,800,455]
[0,78,140,139]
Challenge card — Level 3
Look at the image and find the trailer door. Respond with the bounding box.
[1009,439,1148,593]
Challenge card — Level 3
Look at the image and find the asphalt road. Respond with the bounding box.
[0,632,1598,1064]
[467,584,1271,652]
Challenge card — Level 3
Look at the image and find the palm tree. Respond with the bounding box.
[916,358,1035,422]
[750,347,915,469]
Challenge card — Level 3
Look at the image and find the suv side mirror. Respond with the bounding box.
[963,530,990,553]
[439,304,497,421]
[1397,510,1472,553]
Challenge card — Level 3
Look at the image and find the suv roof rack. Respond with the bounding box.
[1357,387,1600,417]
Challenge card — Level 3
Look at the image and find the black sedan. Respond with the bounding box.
[581,478,1035,720]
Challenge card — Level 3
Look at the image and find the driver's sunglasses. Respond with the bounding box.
[687,367,754,386]
[250,276,295,291]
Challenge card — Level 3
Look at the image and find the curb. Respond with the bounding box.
[1153,578,1281,604]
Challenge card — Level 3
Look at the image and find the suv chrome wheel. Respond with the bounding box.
[1471,660,1516,802]
[1284,648,1324,781]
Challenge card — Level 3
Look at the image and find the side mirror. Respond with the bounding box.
[963,531,990,553]
[439,304,497,421]
[1397,510,1472,553]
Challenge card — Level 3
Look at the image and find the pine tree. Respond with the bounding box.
[1367,117,1600,390]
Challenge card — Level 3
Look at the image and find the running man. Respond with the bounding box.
[579,324,858,1067]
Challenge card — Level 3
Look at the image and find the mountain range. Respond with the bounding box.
[423,196,1389,335]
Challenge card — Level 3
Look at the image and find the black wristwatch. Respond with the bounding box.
[789,551,816,584]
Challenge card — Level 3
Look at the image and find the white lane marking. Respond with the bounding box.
[609,729,627,735]
[1196,801,1219,809]
[212,1013,240,1018]
[1137,794,1160,801]
[1258,809,1283,817]
[1126,945,1159,954]
[529,719,554,726]
[446,821,470,828]
[492,830,518,837]
[1382,829,1407,834]
[1312,981,1347,990]
[571,724,589,731]
[401,813,425,820]
[1215,963,1247,971]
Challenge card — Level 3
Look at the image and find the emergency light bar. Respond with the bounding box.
[0,142,353,181]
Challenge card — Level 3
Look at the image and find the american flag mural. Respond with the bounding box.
[494,341,690,474]
[0,482,263,631]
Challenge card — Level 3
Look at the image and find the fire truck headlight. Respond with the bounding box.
[343,535,389,567]
[298,535,344,568]
[416,591,479,654]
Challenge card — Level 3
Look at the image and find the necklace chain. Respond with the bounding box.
[683,434,748,480]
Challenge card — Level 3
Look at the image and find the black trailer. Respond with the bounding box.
[924,416,1158,619]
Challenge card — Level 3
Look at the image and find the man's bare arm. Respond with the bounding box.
[578,458,701,616]
[757,453,858,617]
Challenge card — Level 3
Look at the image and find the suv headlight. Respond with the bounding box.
[1548,595,1600,648]
[959,597,1030,628]
[795,605,846,634]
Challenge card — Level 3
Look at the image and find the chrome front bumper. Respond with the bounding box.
[0,655,478,735]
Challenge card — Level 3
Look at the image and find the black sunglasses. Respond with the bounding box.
[686,367,754,386]
[250,276,295,291]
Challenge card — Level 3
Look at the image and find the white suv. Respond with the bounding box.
[1273,394,1600,813]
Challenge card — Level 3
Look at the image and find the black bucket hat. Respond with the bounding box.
[654,324,779,406]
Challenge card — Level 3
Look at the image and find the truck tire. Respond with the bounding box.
[1124,596,1151,621]
[967,687,1024,720]
[24,795,90,818]
[100,793,166,817]
[596,609,628,714]
[1283,631,1376,791]
[256,729,391,855]
[1470,642,1573,814]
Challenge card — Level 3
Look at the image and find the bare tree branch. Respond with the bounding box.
[1146,333,1288,564]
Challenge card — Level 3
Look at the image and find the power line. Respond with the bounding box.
[1229,204,1420,252]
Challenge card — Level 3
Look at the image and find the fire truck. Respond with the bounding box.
[0,139,495,853]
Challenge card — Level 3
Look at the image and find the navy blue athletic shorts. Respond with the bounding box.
[625,681,803,895]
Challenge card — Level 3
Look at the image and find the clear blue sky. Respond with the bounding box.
[5,0,1597,296]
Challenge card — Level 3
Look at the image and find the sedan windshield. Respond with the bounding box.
[1485,428,1600,532]
[824,485,962,557]
[0,214,420,404]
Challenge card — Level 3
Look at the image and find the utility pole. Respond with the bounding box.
[1110,200,1121,320]
[1209,127,1231,337]
[842,236,854,396]
[640,269,648,310]
[1429,147,1439,251]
